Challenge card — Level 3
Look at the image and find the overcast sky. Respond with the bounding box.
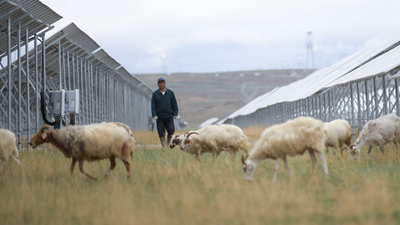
[42,0,400,74]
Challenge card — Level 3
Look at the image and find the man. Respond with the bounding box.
[151,77,179,148]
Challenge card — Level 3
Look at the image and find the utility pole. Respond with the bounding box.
[306,31,315,69]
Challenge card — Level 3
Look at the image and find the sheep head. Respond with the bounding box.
[30,125,52,148]
[350,143,360,160]
[169,134,182,149]
[242,154,257,181]
[180,132,199,150]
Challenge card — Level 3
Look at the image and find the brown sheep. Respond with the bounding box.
[30,122,134,180]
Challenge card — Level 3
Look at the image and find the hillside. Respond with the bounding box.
[135,69,314,129]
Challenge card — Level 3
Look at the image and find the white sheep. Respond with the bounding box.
[242,117,328,182]
[324,119,353,158]
[180,124,251,161]
[351,113,400,159]
[30,122,135,180]
[0,128,21,172]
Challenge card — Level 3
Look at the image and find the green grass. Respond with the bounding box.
[2,131,400,224]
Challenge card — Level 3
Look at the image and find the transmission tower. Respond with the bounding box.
[305,31,315,69]
[160,51,168,75]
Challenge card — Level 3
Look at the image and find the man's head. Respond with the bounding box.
[157,77,165,84]
[157,77,166,91]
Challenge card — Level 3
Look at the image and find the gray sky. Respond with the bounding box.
[42,0,400,74]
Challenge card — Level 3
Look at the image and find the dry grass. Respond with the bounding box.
[2,128,400,225]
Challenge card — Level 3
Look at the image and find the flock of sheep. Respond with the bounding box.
[1,113,399,181]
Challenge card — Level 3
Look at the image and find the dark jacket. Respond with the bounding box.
[151,88,179,119]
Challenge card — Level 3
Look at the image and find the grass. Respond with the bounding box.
[2,128,400,225]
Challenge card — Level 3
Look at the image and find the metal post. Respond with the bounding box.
[17,23,22,151]
[350,83,356,139]
[26,27,31,151]
[395,77,400,117]
[67,51,71,90]
[356,81,362,130]
[7,17,12,131]
[72,53,76,90]
[327,91,331,121]
[373,76,379,119]
[365,79,370,121]
[62,48,66,89]
[85,61,89,123]
[58,42,62,90]
[35,34,39,131]
[382,74,388,115]
[95,68,98,122]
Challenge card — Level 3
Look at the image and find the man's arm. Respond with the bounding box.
[151,93,157,119]
[171,91,178,117]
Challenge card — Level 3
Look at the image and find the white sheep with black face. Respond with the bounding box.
[351,113,400,159]
[179,124,250,161]
[242,117,328,182]
[0,128,20,172]
[169,133,184,149]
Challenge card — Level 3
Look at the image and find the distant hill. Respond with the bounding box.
[135,69,315,129]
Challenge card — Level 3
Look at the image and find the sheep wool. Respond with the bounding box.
[30,122,134,179]
[180,124,250,161]
[324,119,353,157]
[352,113,400,159]
[242,116,328,182]
[0,128,20,172]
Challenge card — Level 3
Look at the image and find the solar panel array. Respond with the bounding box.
[0,0,153,150]
[219,36,400,136]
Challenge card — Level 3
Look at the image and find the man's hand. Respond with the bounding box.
[153,116,158,121]
[174,116,177,119]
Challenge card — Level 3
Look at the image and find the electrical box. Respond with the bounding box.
[65,89,80,115]
[48,90,65,118]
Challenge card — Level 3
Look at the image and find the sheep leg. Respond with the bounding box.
[317,152,329,175]
[195,154,202,162]
[272,158,281,183]
[367,146,372,159]
[78,160,96,180]
[332,145,341,160]
[395,141,399,155]
[309,151,317,177]
[0,160,5,172]
[104,157,116,179]
[70,158,77,175]
[122,160,131,180]
[379,144,385,155]
[283,157,292,176]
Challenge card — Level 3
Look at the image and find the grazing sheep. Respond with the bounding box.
[30,122,134,180]
[324,119,353,158]
[0,129,20,172]
[180,124,251,161]
[242,117,328,182]
[351,113,400,159]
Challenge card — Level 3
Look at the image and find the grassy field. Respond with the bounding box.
[2,127,400,225]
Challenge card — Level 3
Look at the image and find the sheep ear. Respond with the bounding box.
[190,139,193,144]
[247,165,252,169]
[42,133,47,140]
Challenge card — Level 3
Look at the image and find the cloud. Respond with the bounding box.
[43,0,400,73]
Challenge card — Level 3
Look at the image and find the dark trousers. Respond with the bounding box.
[156,117,175,137]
